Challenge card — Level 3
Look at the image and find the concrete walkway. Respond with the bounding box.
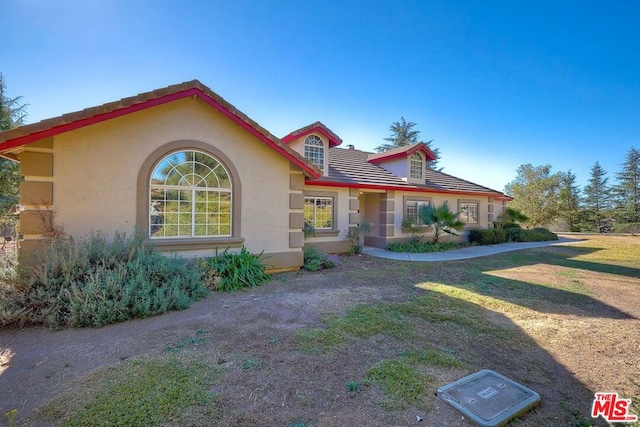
[362,237,585,262]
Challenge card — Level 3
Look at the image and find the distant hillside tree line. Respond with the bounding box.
[504,148,640,233]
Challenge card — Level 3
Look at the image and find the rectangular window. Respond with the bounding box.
[459,202,479,224]
[304,196,333,229]
[405,200,431,225]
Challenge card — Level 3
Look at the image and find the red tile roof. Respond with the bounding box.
[308,147,512,200]
[0,80,321,178]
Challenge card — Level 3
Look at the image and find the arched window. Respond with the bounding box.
[304,135,325,170]
[149,150,232,238]
[410,152,424,180]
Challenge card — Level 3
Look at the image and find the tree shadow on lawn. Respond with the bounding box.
[425,245,638,320]
[348,251,637,425]
[527,243,640,278]
[303,257,623,426]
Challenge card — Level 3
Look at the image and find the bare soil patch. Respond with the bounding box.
[1,236,638,426]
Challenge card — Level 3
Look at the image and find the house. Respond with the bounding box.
[0,80,511,271]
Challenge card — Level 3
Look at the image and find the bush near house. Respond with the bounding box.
[468,229,508,245]
[386,241,471,253]
[0,232,209,328]
[199,246,271,292]
[506,227,558,242]
[303,246,337,271]
[470,227,558,245]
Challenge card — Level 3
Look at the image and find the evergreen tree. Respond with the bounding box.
[613,147,640,223]
[0,73,26,216]
[557,170,581,231]
[583,162,611,211]
[504,164,561,228]
[580,162,612,231]
[375,117,441,170]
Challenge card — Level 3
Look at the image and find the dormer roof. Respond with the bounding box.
[367,142,436,164]
[281,121,342,148]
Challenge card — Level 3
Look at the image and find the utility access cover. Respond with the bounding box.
[437,370,541,427]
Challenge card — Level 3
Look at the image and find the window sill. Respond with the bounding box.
[462,224,481,229]
[146,236,245,251]
[305,229,340,238]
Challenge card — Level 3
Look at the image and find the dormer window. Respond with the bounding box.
[410,152,424,180]
[304,135,325,170]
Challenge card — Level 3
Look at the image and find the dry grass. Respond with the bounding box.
[2,235,638,426]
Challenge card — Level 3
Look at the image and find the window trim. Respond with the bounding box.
[149,150,233,239]
[303,134,325,171]
[403,195,432,227]
[458,199,480,227]
[409,152,424,180]
[303,190,339,237]
[137,140,244,249]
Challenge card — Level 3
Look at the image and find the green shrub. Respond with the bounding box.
[303,246,336,271]
[505,228,558,242]
[499,222,522,229]
[612,222,640,235]
[200,246,271,292]
[0,231,208,328]
[347,221,373,255]
[469,229,507,245]
[0,243,18,285]
[386,241,467,253]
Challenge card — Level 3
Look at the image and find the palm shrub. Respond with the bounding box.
[347,220,373,255]
[400,217,425,242]
[199,246,271,292]
[418,202,465,243]
[495,207,529,229]
[0,231,208,327]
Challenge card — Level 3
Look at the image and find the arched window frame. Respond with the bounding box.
[409,152,424,180]
[304,134,325,170]
[149,149,232,238]
[137,140,244,250]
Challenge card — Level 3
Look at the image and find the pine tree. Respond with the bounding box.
[557,170,581,231]
[375,117,441,170]
[613,147,640,224]
[583,162,611,211]
[580,162,612,232]
[0,73,27,216]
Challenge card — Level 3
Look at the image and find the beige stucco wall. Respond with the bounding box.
[51,97,296,258]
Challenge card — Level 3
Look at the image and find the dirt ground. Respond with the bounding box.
[1,239,639,426]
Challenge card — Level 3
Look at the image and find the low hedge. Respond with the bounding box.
[470,227,558,245]
[386,241,468,253]
[506,227,558,242]
[469,229,507,245]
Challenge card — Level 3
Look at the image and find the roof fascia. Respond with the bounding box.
[281,126,341,147]
[0,87,321,178]
[306,180,511,199]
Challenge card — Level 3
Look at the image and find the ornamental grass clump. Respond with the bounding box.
[0,231,208,328]
[199,246,271,292]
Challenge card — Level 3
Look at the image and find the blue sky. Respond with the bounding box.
[2,0,639,192]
